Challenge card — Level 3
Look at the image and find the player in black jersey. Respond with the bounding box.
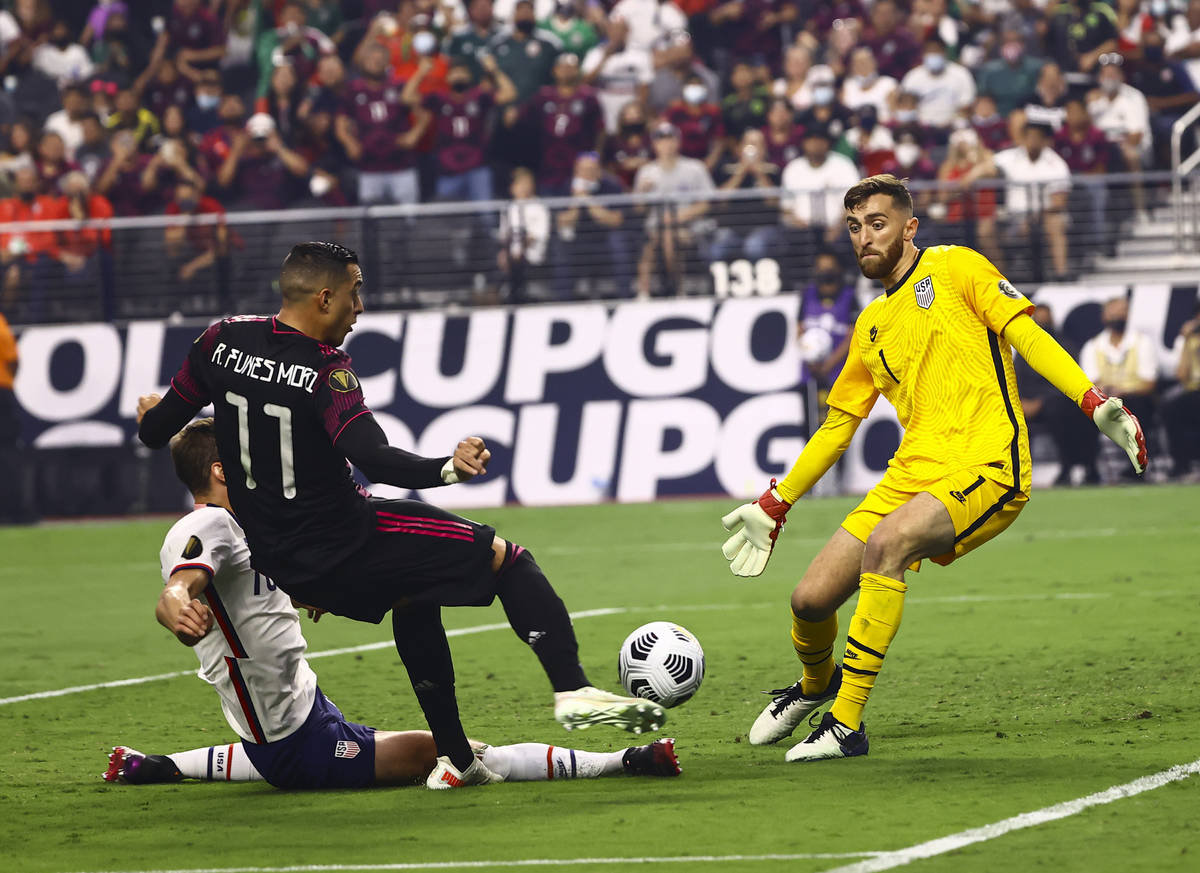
[137,242,663,788]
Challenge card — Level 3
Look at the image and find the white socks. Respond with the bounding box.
[480,743,624,781]
[168,744,264,782]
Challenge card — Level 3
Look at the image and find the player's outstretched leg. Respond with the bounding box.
[479,738,680,780]
[493,541,665,734]
[103,744,264,783]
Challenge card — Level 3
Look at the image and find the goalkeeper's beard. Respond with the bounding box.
[856,233,905,281]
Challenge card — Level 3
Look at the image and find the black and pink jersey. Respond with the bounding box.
[168,316,376,584]
[423,88,495,175]
[524,85,603,188]
[339,79,416,172]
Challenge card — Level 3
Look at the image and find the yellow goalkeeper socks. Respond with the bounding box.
[791,611,838,696]
[830,572,907,730]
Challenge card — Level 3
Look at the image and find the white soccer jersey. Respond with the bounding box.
[159,506,317,744]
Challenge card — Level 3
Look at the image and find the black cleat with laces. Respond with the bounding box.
[622,738,681,777]
[785,710,868,762]
[103,747,184,785]
[748,664,843,745]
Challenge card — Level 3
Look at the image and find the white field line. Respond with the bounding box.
[1,588,1189,707]
[0,608,624,707]
[51,756,1200,872]
[61,854,883,873]
[821,757,1200,873]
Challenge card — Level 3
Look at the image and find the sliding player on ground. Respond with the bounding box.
[720,174,1147,763]
[106,419,679,789]
[137,242,662,788]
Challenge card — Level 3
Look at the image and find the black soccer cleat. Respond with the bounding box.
[103,747,184,784]
[622,738,681,777]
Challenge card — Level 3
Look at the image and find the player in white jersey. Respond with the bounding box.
[105,419,680,789]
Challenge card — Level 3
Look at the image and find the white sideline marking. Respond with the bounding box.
[822,757,1200,873]
[62,853,883,873]
[1,588,1190,707]
[0,609,625,707]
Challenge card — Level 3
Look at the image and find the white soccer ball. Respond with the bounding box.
[798,326,834,364]
[618,622,705,708]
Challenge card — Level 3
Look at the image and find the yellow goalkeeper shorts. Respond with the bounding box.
[841,467,1028,569]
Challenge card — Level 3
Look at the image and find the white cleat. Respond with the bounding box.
[554,686,666,733]
[426,754,503,789]
[748,665,842,745]
[784,711,869,762]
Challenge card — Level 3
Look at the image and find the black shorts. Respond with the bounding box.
[287,498,498,623]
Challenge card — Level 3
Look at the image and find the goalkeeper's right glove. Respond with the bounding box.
[720,479,791,577]
[1081,387,1148,474]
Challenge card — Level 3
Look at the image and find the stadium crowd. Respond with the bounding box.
[0,0,1197,305]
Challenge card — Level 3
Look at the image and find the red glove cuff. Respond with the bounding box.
[1080,387,1108,419]
[754,478,791,522]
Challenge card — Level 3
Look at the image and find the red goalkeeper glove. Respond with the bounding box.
[1081,388,1148,474]
[720,479,792,577]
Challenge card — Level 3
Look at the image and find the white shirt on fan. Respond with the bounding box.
[159,506,317,744]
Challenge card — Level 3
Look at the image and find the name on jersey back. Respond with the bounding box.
[211,342,319,391]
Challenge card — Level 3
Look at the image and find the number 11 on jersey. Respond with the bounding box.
[225,391,297,499]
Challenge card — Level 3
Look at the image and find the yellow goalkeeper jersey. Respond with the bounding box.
[827,244,1034,493]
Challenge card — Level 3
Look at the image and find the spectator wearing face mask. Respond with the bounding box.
[1088,58,1151,216]
[554,151,629,297]
[777,123,858,278]
[422,56,516,201]
[773,45,833,113]
[1129,29,1200,170]
[797,249,857,392]
[32,19,94,86]
[582,19,653,134]
[887,90,935,149]
[665,73,727,172]
[488,0,561,104]
[899,36,975,137]
[975,25,1045,117]
[1079,296,1157,478]
[539,0,599,58]
[794,68,852,151]
[879,130,938,213]
[648,29,719,113]
[187,69,224,135]
[164,178,227,290]
[841,47,897,124]
[843,104,895,177]
[603,100,652,189]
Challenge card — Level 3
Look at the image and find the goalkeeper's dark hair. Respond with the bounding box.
[278,241,359,302]
[170,418,221,497]
[843,174,914,218]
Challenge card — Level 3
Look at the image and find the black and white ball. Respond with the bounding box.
[618,622,705,708]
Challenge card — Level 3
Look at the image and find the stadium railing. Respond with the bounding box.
[0,170,1186,326]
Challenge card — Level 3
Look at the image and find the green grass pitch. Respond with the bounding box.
[1,485,1198,873]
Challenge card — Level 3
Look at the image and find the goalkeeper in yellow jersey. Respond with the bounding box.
[720,174,1148,763]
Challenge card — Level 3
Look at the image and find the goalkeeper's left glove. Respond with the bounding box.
[1081,387,1148,474]
[721,479,791,577]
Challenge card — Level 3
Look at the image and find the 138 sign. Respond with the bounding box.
[709,258,781,298]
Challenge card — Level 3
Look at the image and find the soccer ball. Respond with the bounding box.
[617,622,705,708]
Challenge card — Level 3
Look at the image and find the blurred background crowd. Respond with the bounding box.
[0,0,1196,310]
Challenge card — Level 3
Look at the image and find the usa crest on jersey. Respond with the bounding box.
[914,275,935,309]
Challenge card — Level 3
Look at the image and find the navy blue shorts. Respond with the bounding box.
[241,687,376,790]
